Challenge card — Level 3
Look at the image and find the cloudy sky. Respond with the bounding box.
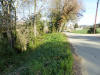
[78,0,100,25]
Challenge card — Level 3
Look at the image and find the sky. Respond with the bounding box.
[78,0,100,25]
[16,0,100,25]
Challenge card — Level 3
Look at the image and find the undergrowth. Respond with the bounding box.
[0,33,73,75]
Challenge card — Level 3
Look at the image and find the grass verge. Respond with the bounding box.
[72,28,100,34]
[0,33,73,75]
[72,29,89,34]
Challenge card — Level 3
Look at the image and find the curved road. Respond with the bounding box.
[63,32,100,75]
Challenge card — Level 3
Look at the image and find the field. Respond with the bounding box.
[96,28,100,33]
[0,33,73,75]
[72,29,88,34]
[72,28,100,34]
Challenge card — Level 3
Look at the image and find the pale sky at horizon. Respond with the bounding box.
[78,0,100,25]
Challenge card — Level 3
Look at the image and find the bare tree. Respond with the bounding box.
[17,0,47,37]
[0,0,16,48]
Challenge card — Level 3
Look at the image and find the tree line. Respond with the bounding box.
[0,0,84,51]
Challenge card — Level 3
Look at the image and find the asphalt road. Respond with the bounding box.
[63,32,100,75]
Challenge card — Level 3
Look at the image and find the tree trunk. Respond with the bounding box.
[7,0,13,48]
[34,0,37,37]
[59,23,63,32]
[15,9,16,27]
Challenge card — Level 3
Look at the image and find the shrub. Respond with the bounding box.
[74,23,78,28]
[19,33,74,75]
[1,33,74,75]
[87,28,98,34]
[0,38,16,71]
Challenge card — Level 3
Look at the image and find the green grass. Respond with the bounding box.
[96,28,100,33]
[72,28,100,34]
[72,29,88,34]
[0,33,73,75]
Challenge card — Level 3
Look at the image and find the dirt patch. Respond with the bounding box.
[70,43,82,75]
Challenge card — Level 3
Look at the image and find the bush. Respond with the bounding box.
[87,28,98,34]
[0,38,16,71]
[1,33,73,75]
[19,33,74,75]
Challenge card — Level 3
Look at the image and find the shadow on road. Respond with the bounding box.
[63,32,100,75]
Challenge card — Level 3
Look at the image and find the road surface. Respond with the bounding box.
[63,32,100,75]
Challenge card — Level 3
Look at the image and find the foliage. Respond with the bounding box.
[0,33,73,75]
[87,28,98,34]
[96,28,100,33]
[48,12,62,32]
[15,25,35,52]
[48,0,84,32]
[20,33,73,75]
[37,14,45,34]
[72,29,88,34]
[0,0,83,74]
[72,28,100,34]
[0,37,17,71]
[0,0,17,49]
[74,23,78,28]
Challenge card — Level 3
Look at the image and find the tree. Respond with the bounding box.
[18,0,47,37]
[47,0,62,32]
[74,23,78,28]
[48,0,84,32]
[0,0,17,48]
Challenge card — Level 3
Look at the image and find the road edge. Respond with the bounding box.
[63,33,82,75]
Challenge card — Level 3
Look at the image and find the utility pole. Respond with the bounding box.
[94,0,99,34]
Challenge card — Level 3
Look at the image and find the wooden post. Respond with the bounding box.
[94,0,99,34]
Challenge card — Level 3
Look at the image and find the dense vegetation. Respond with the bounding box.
[0,33,73,75]
[74,23,78,28]
[0,0,84,74]
[87,28,98,34]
